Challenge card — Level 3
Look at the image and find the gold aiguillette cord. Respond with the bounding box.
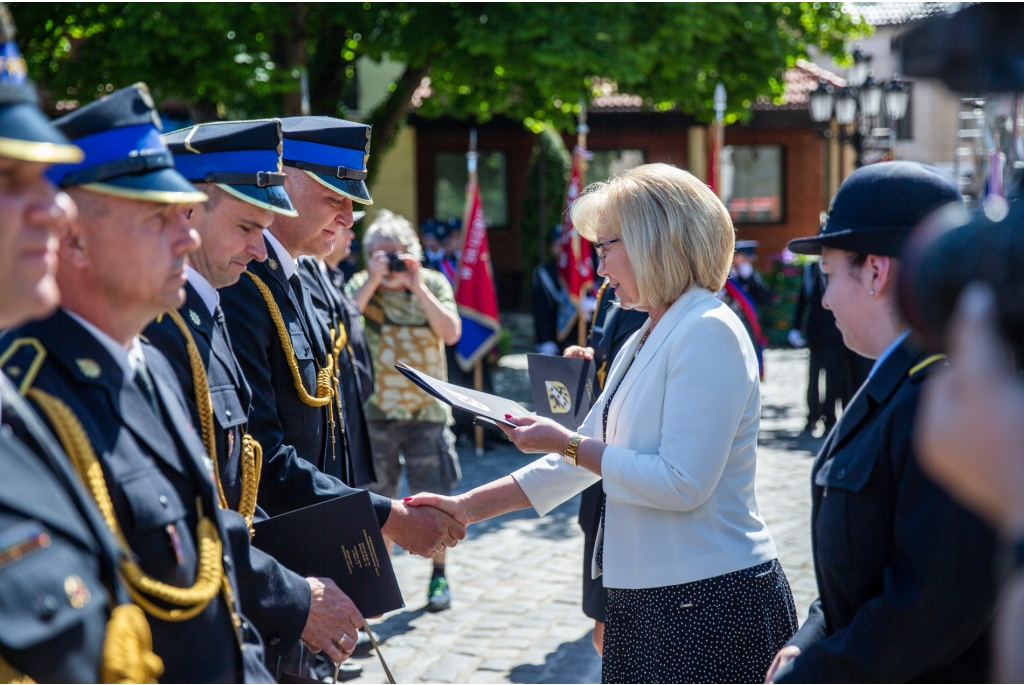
[332,620,395,685]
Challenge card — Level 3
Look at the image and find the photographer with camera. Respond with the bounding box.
[347,210,463,612]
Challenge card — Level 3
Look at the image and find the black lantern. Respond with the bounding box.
[848,46,872,88]
[884,76,911,121]
[834,86,858,125]
[809,79,835,123]
[858,73,883,117]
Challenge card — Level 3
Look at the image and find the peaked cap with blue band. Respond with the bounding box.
[788,161,963,257]
[46,83,206,204]
[280,116,373,205]
[0,4,82,164]
[163,119,297,217]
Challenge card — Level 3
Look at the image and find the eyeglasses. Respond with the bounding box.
[593,238,620,263]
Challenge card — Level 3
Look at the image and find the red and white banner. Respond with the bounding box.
[454,175,501,372]
[557,144,595,307]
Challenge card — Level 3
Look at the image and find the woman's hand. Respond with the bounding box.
[765,645,801,683]
[499,415,573,454]
[397,253,422,293]
[403,492,471,527]
[563,345,594,360]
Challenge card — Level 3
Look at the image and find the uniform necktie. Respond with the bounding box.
[133,354,162,420]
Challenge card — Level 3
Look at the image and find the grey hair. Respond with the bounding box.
[363,209,423,262]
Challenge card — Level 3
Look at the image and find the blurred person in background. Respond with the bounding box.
[532,227,577,356]
[347,210,463,612]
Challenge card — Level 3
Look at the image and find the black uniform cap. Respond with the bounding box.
[0,4,82,164]
[280,116,373,205]
[47,83,206,204]
[788,161,963,257]
[163,119,297,216]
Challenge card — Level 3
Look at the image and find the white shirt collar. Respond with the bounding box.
[263,228,297,281]
[186,266,219,316]
[869,330,911,378]
[65,309,145,382]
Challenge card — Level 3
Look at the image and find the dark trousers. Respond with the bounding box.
[807,345,843,429]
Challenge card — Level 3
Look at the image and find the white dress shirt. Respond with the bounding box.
[512,287,778,590]
[263,229,297,280]
[186,266,219,316]
[65,310,145,382]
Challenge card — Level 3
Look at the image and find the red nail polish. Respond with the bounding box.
[504,413,512,419]
[403,497,412,502]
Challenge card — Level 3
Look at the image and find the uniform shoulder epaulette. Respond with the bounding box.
[0,337,47,396]
[909,353,947,381]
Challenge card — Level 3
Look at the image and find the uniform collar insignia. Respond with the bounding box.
[188,309,201,327]
[268,257,279,271]
[75,357,101,378]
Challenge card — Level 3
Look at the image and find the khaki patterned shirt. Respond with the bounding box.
[346,269,456,423]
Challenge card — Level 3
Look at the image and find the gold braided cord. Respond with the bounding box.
[243,271,334,407]
[26,388,225,622]
[165,311,227,510]
[590,279,610,334]
[238,434,263,532]
[909,353,947,377]
[100,604,164,683]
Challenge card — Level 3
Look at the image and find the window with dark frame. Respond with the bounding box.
[588,149,646,183]
[434,151,508,228]
[721,145,785,224]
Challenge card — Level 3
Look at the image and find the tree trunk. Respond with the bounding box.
[307,17,348,116]
[282,2,307,117]
[364,62,431,187]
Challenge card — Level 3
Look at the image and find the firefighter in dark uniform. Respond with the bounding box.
[144,119,367,677]
[217,116,464,552]
[0,14,163,682]
[767,162,998,683]
[1,84,274,682]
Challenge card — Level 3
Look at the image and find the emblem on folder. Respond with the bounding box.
[448,390,489,412]
[545,381,572,414]
[75,358,101,379]
[188,309,201,327]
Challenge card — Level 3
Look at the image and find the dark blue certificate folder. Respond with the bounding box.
[251,490,404,618]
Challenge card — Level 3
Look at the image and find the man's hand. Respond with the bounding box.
[765,645,801,683]
[300,577,362,663]
[382,499,466,557]
[917,284,1024,532]
[367,249,390,285]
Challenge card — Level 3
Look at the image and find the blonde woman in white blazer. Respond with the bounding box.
[407,164,797,684]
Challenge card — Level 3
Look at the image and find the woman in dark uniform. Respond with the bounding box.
[766,162,999,683]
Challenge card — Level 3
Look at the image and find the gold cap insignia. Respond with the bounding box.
[64,574,91,609]
[268,258,278,271]
[188,309,201,327]
[75,358,101,379]
[545,381,572,414]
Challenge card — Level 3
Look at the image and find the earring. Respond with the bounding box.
[870,289,876,296]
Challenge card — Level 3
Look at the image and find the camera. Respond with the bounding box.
[898,202,1024,359]
[386,252,407,273]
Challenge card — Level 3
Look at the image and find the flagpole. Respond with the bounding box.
[467,128,485,457]
[576,101,589,346]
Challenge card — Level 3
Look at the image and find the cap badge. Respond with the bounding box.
[75,358,101,379]
[188,309,201,327]
[268,258,278,271]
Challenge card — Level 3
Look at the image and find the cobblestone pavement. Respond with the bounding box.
[347,349,822,684]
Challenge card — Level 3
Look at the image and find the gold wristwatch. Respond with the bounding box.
[563,433,583,467]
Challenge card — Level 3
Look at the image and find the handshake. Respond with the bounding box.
[379,495,470,557]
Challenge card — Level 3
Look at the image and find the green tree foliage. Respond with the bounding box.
[519,126,571,279]
[13,2,864,176]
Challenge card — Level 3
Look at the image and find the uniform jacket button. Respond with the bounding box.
[40,595,59,620]
[225,410,232,418]
[159,495,168,507]
[223,555,233,571]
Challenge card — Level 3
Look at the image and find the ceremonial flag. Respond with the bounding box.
[555,143,594,341]
[454,172,501,372]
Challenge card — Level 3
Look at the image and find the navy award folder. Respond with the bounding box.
[251,490,404,618]
[527,354,598,430]
[395,361,532,427]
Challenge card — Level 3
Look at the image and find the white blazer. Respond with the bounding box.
[512,287,777,590]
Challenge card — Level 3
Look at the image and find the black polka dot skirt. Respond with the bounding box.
[602,559,798,684]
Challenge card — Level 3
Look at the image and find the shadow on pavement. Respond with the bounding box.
[370,606,428,643]
[509,631,601,684]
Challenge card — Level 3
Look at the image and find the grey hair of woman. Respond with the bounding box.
[362,209,424,262]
